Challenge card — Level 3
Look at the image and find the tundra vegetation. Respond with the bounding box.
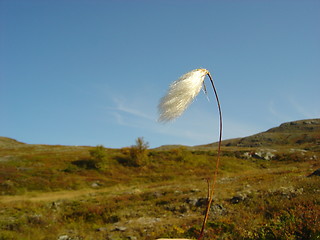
[0,120,319,240]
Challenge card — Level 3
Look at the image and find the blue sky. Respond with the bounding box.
[1,0,319,148]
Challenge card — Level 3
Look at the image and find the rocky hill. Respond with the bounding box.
[199,119,320,150]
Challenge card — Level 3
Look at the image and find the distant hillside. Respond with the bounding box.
[200,119,320,149]
[2,119,319,151]
[0,137,25,148]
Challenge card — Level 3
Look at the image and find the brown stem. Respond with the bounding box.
[197,73,222,240]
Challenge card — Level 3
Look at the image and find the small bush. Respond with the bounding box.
[129,137,149,167]
[89,145,107,169]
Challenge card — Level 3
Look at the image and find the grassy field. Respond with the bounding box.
[0,138,319,240]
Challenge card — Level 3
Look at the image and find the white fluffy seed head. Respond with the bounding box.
[158,68,209,122]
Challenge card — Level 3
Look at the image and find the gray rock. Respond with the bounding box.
[185,197,198,206]
[185,197,209,207]
[230,194,247,204]
[253,151,275,160]
[91,182,100,188]
[270,186,304,199]
[58,236,70,240]
[243,150,276,160]
[210,204,227,218]
[190,188,201,193]
[113,226,127,232]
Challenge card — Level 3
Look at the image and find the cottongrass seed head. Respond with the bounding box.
[158,68,210,122]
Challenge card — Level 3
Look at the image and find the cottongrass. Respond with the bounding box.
[158,68,209,122]
[158,68,223,240]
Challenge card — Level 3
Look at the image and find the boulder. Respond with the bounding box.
[230,193,248,204]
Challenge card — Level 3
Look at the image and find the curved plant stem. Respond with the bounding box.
[197,73,222,240]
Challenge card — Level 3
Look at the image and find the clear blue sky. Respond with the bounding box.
[1,0,319,148]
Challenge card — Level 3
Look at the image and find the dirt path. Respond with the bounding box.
[0,180,203,204]
[0,185,138,203]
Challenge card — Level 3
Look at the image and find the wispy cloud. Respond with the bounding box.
[286,95,320,119]
[111,97,154,120]
[268,95,320,123]
[268,100,290,122]
[106,95,155,128]
[108,111,126,126]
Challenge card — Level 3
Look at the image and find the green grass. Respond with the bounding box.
[0,142,319,239]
